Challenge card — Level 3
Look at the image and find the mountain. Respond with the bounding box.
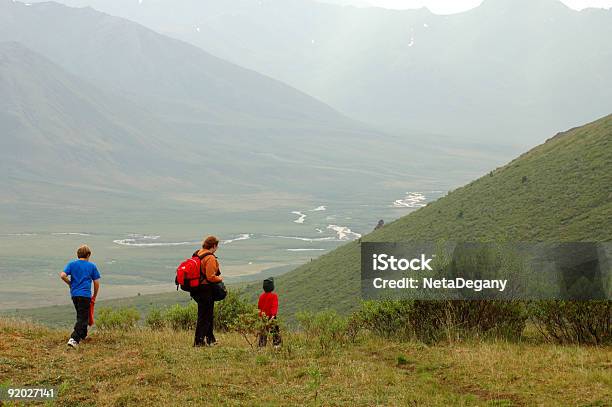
[46,0,612,148]
[1,1,515,224]
[0,42,180,189]
[0,0,352,128]
[0,40,200,219]
[0,0,456,215]
[0,40,358,219]
[245,114,612,317]
[0,40,269,212]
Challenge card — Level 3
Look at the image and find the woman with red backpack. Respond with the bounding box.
[190,236,223,347]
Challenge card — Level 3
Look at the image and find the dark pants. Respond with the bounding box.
[258,319,282,347]
[191,285,215,346]
[71,296,91,343]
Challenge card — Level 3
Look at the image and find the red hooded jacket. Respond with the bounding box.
[258,292,278,318]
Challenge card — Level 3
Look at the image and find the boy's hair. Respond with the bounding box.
[76,245,91,259]
[263,277,275,293]
[202,236,220,250]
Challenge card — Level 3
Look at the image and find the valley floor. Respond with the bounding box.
[0,319,610,406]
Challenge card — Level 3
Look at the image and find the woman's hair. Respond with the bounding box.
[202,236,220,250]
[77,244,91,259]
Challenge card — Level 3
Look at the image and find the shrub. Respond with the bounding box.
[145,308,165,330]
[412,300,527,342]
[230,309,269,348]
[214,289,257,331]
[296,310,349,351]
[414,244,529,342]
[350,300,413,340]
[96,307,140,330]
[350,299,527,343]
[530,300,611,345]
[156,289,256,332]
[164,302,197,330]
[527,243,611,345]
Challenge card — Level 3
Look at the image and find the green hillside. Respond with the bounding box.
[251,114,612,318]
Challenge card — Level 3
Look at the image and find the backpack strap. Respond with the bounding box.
[197,252,217,283]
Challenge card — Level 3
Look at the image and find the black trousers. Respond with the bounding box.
[191,285,215,346]
[258,320,282,347]
[71,296,91,343]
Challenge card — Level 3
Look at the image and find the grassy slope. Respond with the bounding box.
[1,318,610,406]
[250,114,612,317]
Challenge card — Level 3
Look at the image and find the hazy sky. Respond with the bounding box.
[334,0,612,14]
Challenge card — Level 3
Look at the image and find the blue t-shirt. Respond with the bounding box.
[64,260,101,298]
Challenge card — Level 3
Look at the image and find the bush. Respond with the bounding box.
[350,299,527,343]
[527,243,611,345]
[145,308,165,330]
[530,300,611,345]
[407,244,528,342]
[350,300,413,340]
[214,289,257,331]
[296,310,349,351]
[412,300,527,342]
[96,307,140,330]
[152,289,256,331]
[230,309,270,348]
[164,302,197,330]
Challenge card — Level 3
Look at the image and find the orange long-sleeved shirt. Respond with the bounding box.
[196,249,222,284]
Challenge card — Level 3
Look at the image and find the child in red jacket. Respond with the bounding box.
[258,277,282,348]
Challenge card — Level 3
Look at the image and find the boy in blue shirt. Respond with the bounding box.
[60,245,100,348]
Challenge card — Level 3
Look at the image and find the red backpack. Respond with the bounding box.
[175,252,212,292]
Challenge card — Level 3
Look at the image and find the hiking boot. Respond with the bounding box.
[67,338,78,349]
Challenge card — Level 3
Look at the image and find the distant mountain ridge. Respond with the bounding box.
[1,0,417,213]
[0,0,348,127]
[0,37,368,209]
[45,0,612,147]
[0,40,208,218]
